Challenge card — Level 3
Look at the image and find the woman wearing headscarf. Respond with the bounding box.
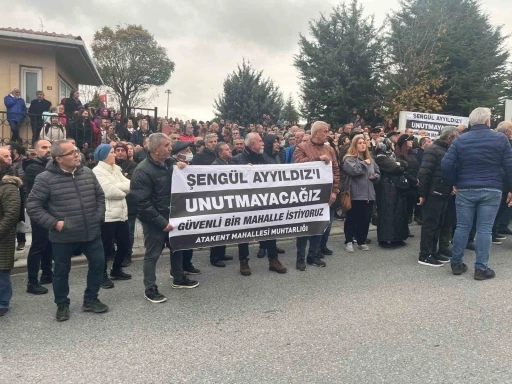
[374,139,409,248]
[92,144,132,289]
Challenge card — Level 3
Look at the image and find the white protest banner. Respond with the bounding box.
[399,111,468,138]
[169,162,333,251]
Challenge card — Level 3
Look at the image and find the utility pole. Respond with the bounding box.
[165,89,172,119]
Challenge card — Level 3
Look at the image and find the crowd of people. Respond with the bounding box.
[1,91,512,321]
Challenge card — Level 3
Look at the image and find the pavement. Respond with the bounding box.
[3,224,512,384]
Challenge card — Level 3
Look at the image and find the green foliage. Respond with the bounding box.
[88,90,103,109]
[294,0,384,126]
[281,94,300,123]
[214,60,284,126]
[91,25,175,115]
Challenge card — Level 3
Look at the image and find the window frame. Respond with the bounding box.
[58,76,73,103]
[20,66,43,107]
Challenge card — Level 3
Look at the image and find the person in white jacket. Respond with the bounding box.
[92,144,132,288]
[39,113,67,142]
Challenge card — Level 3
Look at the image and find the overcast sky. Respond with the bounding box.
[5,0,511,121]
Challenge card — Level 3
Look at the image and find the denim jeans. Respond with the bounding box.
[8,120,20,142]
[52,237,105,306]
[0,270,12,309]
[451,189,502,270]
[27,219,53,284]
[320,207,335,250]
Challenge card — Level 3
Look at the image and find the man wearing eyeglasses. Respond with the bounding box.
[27,139,108,322]
[4,88,27,143]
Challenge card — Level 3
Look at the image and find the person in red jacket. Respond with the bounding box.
[180,123,195,143]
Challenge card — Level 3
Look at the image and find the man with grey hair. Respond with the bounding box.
[131,133,195,304]
[4,88,26,143]
[417,126,459,267]
[442,107,512,279]
[27,139,107,321]
[191,133,217,165]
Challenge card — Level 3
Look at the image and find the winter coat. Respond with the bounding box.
[263,134,280,164]
[230,148,266,166]
[116,158,138,216]
[417,139,452,198]
[134,149,148,164]
[28,99,52,117]
[441,124,512,191]
[92,161,131,222]
[130,155,176,230]
[212,158,229,165]
[343,156,380,201]
[40,122,67,142]
[130,129,153,147]
[116,124,132,142]
[4,94,26,121]
[0,173,22,270]
[191,148,216,165]
[374,154,408,243]
[67,118,95,149]
[26,162,105,244]
[64,97,82,118]
[11,155,26,180]
[22,157,49,195]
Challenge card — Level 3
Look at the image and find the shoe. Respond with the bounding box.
[492,237,502,245]
[296,260,306,271]
[498,227,512,235]
[365,239,372,244]
[391,241,407,246]
[321,247,333,255]
[121,258,132,268]
[345,243,355,253]
[110,268,132,280]
[172,277,199,289]
[465,242,476,251]
[240,259,252,276]
[418,255,444,267]
[358,244,370,251]
[82,299,109,313]
[379,241,393,249]
[56,305,70,322]
[144,288,167,303]
[307,257,326,267]
[184,264,201,275]
[276,247,285,254]
[257,248,266,258]
[16,242,26,251]
[474,268,496,280]
[408,231,415,238]
[220,255,234,261]
[451,263,468,275]
[101,274,115,289]
[493,234,506,240]
[269,258,287,274]
[0,308,8,316]
[408,216,413,224]
[210,260,225,268]
[433,253,450,264]
[26,283,48,295]
[39,275,52,285]
[438,248,452,258]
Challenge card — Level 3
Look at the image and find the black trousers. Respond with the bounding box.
[26,219,53,284]
[344,200,374,245]
[492,191,509,235]
[210,246,226,263]
[171,249,193,270]
[419,195,448,257]
[238,240,277,261]
[101,221,129,273]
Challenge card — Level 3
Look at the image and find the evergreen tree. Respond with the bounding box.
[214,60,284,126]
[281,94,300,123]
[294,0,383,126]
[88,90,103,109]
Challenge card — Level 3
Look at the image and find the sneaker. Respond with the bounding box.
[269,258,287,274]
[240,259,251,276]
[0,308,8,316]
[144,289,167,303]
[220,255,234,261]
[493,234,506,241]
[39,275,53,285]
[433,253,450,264]
[16,242,25,251]
[474,268,496,280]
[451,263,468,275]
[184,264,201,275]
[321,247,333,255]
[110,269,132,280]
[492,237,502,245]
[418,255,444,267]
[365,239,372,244]
[296,260,306,271]
[438,248,452,258]
[26,283,48,295]
[358,244,370,251]
[379,241,393,249]
[121,258,132,268]
[56,305,70,322]
[276,247,286,254]
[257,248,266,258]
[210,260,226,268]
[82,299,109,313]
[498,227,512,235]
[306,257,326,267]
[101,274,115,289]
[345,243,355,253]
[172,278,199,289]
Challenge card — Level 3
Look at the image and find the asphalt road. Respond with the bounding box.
[2,226,512,384]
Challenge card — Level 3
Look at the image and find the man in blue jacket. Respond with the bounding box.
[441,107,512,280]
[4,88,27,143]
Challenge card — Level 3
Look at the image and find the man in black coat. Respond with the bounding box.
[191,133,217,165]
[23,140,53,295]
[417,126,459,267]
[28,91,52,143]
[229,133,287,276]
[130,133,198,304]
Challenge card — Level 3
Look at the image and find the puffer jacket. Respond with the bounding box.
[442,124,512,190]
[26,162,105,243]
[130,155,176,230]
[92,161,131,222]
[22,156,49,195]
[343,156,380,201]
[418,139,452,198]
[0,173,22,270]
[4,94,26,121]
[191,148,216,165]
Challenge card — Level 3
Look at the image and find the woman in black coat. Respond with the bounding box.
[64,89,82,118]
[374,140,409,248]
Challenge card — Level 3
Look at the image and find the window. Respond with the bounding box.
[20,67,42,106]
[58,77,73,103]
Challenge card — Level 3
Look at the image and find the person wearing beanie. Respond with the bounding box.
[40,113,67,143]
[92,144,133,289]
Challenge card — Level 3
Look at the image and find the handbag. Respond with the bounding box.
[340,177,352,212]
